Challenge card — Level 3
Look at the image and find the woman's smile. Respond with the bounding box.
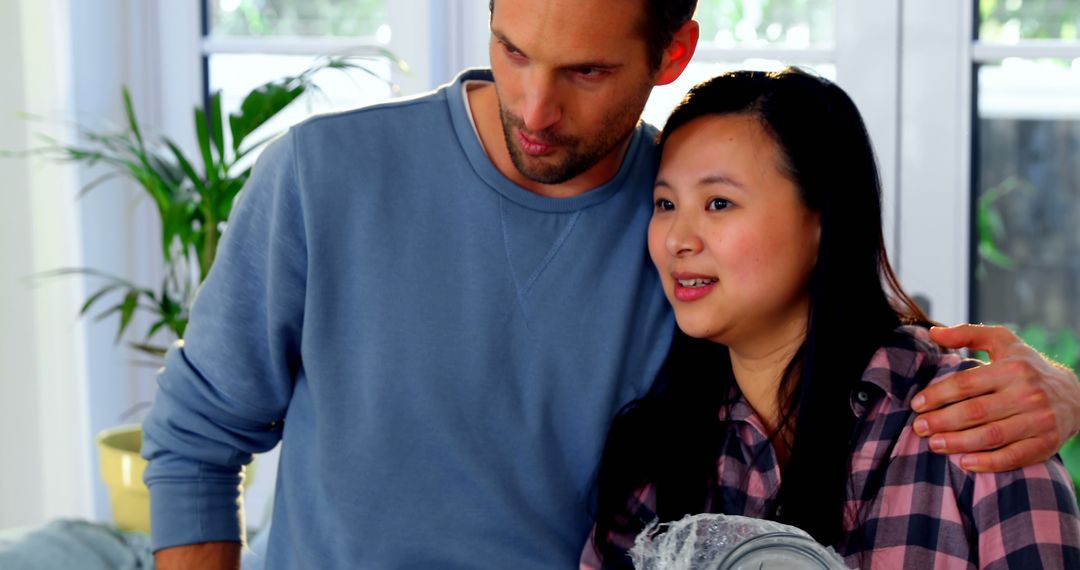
[672,273,719,302]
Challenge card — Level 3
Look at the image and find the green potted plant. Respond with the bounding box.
[15,54,401,532]
[976,176,1080,493]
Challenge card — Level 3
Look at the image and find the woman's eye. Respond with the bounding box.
[707,198,731,211]
[654,198,675,211]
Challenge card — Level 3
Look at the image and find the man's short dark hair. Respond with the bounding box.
[488,0,697,71]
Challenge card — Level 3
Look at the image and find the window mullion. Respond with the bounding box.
[384,1,433,95]
[973,40,1080,62]
[692,46,834,62]
[895,0,975,324]
[202,37,390,57]
[834,0,902,260]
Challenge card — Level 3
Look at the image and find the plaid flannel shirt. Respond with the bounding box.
[582,326,1080,569]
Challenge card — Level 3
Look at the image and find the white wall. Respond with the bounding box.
[66,0,172,524]
[0,0,92,528]
[0,0,202,528]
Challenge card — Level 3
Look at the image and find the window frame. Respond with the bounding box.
[894,1,1080,325]
[195,1,492,103]
[969,22,1080,330]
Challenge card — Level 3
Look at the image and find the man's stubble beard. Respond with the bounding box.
[496,83,653,186]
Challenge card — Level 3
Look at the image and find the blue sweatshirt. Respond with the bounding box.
[142,69,674,569]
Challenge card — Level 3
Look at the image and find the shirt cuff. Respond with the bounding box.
[148,479,246,551]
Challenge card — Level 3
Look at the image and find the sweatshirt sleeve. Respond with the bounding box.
[141,129,307,551]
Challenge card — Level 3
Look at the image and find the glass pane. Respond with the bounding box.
[643,60,836,128]
[694,0,835,48]
[979,0,1080,42]
[974,58,1080,370]
[208,54,394,165]
[209,0,388,38]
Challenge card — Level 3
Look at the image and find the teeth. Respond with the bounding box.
[677,278,717,288]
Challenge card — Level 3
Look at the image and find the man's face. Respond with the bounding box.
[489,0,657,185]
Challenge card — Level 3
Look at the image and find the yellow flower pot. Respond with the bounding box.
[96,425,254,534]
[96,425,151,533]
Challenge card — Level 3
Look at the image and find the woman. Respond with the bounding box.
[583,68,1080,568]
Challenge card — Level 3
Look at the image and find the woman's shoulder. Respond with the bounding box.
[853,327,1080,566]
[860,325,982,407]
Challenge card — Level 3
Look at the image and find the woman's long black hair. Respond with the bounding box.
[592,68,931,567]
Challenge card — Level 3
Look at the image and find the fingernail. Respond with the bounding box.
[914,419,929,436]
[960,455,978,469]
[912,395,925,411]
[930,436,946,452]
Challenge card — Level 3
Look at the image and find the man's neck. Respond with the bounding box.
[466,82,632,198]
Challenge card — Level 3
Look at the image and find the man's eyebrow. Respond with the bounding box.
[491,29,527,58]
[490,28,624,71]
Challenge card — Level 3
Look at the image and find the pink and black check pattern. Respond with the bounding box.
[582,326,1080,569]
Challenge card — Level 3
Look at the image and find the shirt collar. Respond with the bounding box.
[851,325,939,416]
[715,326,941,421]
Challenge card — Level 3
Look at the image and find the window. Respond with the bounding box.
[973,1,1080,369]
[203,0,391,138]
[200,0,433,163]
[208,0,389,37]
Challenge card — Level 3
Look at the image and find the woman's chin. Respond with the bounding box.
[674,317,726,345]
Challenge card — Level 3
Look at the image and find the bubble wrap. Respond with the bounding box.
[629,513,852,569]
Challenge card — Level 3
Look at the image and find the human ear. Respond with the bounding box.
[655,20,700,86]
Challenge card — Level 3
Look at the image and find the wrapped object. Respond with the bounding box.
[629,513,852,569]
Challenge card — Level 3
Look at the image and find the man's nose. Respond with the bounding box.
[521,72,562,131]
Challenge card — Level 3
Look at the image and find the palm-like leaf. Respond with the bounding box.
[13,55,397,355]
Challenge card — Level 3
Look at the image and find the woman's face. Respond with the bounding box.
[648,114,821,351]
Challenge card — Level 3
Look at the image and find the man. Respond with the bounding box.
[146,0,1080,567]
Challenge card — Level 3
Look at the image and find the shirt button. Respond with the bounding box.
[856,390,870,403]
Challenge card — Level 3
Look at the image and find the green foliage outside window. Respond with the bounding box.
[692,0,1080,46]
[980,0,1080,41]
[977,135,1080,490]
[694,0,834,46]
